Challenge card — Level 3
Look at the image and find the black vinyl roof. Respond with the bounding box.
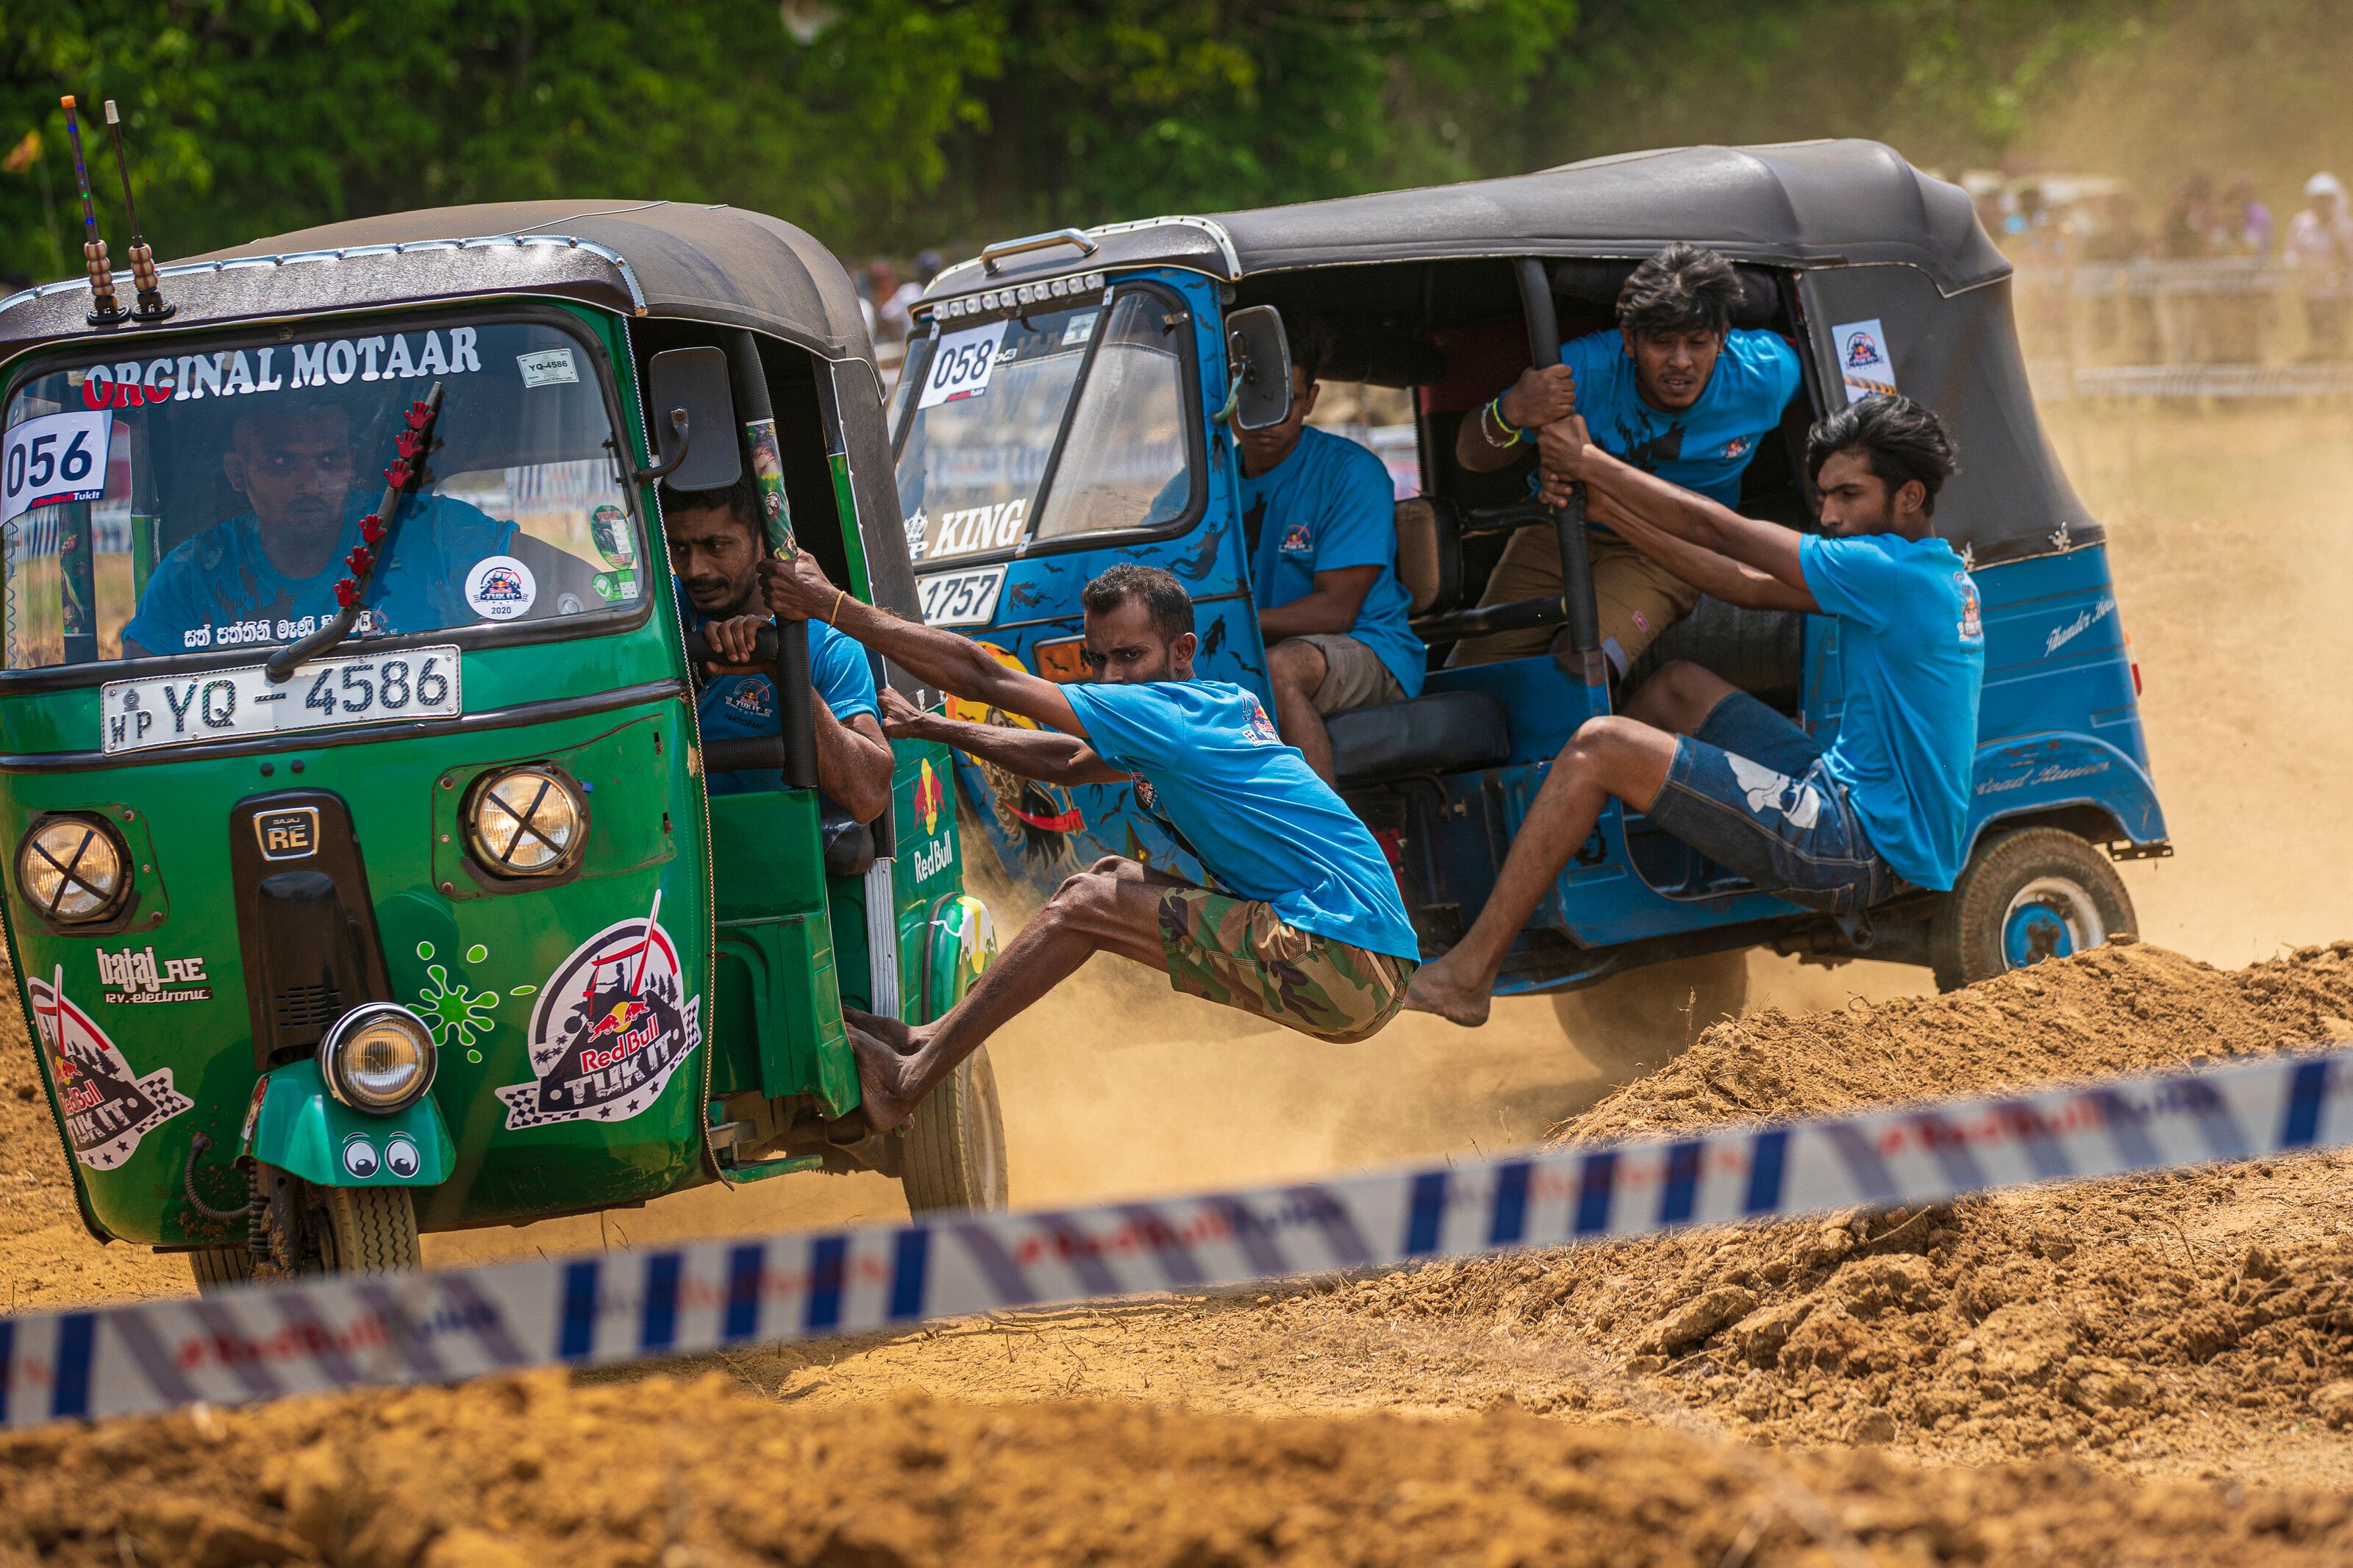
[0,200,875,368]
[934,140,2007,302]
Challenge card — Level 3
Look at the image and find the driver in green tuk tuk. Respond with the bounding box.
[120,398,515,659]
[660,473,893,821]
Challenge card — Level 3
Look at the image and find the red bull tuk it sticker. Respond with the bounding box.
[495,893,701,1130]
[31,971,191,1170]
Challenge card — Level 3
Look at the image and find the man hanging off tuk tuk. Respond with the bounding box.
[1406,394,1984,1024]
[757,554,1421,1129]
[1451,241,1802,677]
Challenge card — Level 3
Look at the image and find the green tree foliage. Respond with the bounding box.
[0,0,998,286]
[0,0,2258,288]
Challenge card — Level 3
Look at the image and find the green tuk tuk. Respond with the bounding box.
[0,200,1007,1289]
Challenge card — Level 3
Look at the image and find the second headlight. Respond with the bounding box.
[465,765,585,876]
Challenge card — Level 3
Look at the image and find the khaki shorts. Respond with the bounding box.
[1279,632,1406,716]
[1449,530,1701,674]
[1157,887,1415,1043]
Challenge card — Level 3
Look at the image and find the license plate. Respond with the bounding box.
[100,645,463,754]
[916,565,1007,628]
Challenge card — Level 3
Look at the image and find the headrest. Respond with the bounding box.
[1549,258,1781,331]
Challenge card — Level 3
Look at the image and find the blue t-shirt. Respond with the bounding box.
[1799,532,1986,889]
[1060,679,1420,962]
[686,601,882,798]
[1238,426,1425,698]
[123,490,515,655]
[1560,327,1802,509]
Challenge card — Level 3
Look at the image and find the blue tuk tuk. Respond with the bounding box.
[885,140,2165,1005]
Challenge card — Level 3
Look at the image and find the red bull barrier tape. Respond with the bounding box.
[1,1045,2343,1430]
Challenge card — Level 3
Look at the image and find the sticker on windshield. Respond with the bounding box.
[1061,312,1099,346]
[1832,319,1897,404]
[69,329,485,410]
[590,503,636,568]
[918,320,1012,409]
[465,555,538,621]
[32,974,192,1171]
[517,347,579,387]
[2,409,113,524]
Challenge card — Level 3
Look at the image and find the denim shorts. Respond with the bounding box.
[1640,692,1904,914]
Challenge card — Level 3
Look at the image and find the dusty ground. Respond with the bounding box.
[4,399,2352,1562]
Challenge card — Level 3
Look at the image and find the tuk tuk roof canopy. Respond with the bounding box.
[0,200,876,368]
[932,140,2007,301]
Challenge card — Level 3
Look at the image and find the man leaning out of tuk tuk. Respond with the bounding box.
[662,473,892,822]
[1450,242,1802,676]
[1407,395,1983,1025]
[757,554,1421,1131]
[1234,314,1427,784]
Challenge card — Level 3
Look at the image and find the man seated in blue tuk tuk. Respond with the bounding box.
[661,473,893,821]
[121,398,515,657]
[1408,395,1982,1025]
[1449,243,1802,676]
[758,556,1421,1130]
[1235,315,1426,784]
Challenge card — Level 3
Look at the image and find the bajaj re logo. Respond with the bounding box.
[254,807,320,860]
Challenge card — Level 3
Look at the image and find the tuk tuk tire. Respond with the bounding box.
[186,1245,257,1295]
[1929,827,2135,992]
[314,1184,423,1274]
[899,1045,1010,1214]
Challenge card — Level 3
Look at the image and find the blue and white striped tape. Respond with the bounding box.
[2,1045,2344,1430]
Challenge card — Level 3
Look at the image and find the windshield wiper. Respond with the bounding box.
[265,382,446,682]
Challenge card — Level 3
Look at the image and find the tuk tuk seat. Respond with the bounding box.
[1328,690,1511,787]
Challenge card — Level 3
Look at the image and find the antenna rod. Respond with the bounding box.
[59,96,126,326]
[104,101,171,323]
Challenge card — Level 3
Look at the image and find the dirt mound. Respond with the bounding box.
[8,1371,2353,1568]
[1318,942,2353,1468]
[1561,937,2353,1143]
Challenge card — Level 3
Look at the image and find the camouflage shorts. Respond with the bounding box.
[1157,887,1416,1043]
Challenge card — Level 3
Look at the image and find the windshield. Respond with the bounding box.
[893,289,1194,567]
[0,315,641,671]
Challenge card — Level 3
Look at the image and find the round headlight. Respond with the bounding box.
[16,815,128,924]
[467,766,584,876]
[319,1003,437,1114]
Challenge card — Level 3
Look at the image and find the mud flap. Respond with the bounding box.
[242,1059,454,1189]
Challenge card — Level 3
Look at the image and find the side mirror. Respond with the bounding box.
[640,346,743,492]
[1225,305,1294,432]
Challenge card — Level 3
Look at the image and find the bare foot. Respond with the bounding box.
[844,1006,918,1054]
[844,1023,918,1132]
[1403,959,1493,1027]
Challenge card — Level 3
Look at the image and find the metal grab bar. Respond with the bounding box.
[981,228,1099,275]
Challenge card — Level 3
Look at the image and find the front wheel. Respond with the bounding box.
[186,1245,256,1295]
[900,1046,1009,1214]
[313,1184,422,1274]
[1929,827,2135,992]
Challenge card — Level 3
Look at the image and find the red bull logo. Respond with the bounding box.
[1844,331,1883,368]
[916,757,946,837]
[477,567,526,603]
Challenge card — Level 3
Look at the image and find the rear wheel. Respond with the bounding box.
[312,1184,422,1273]
[1929,828,2135,992]
[185,1245,257,1295]
[1552,948,1751,1058]
[900,1045,1009,1214]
